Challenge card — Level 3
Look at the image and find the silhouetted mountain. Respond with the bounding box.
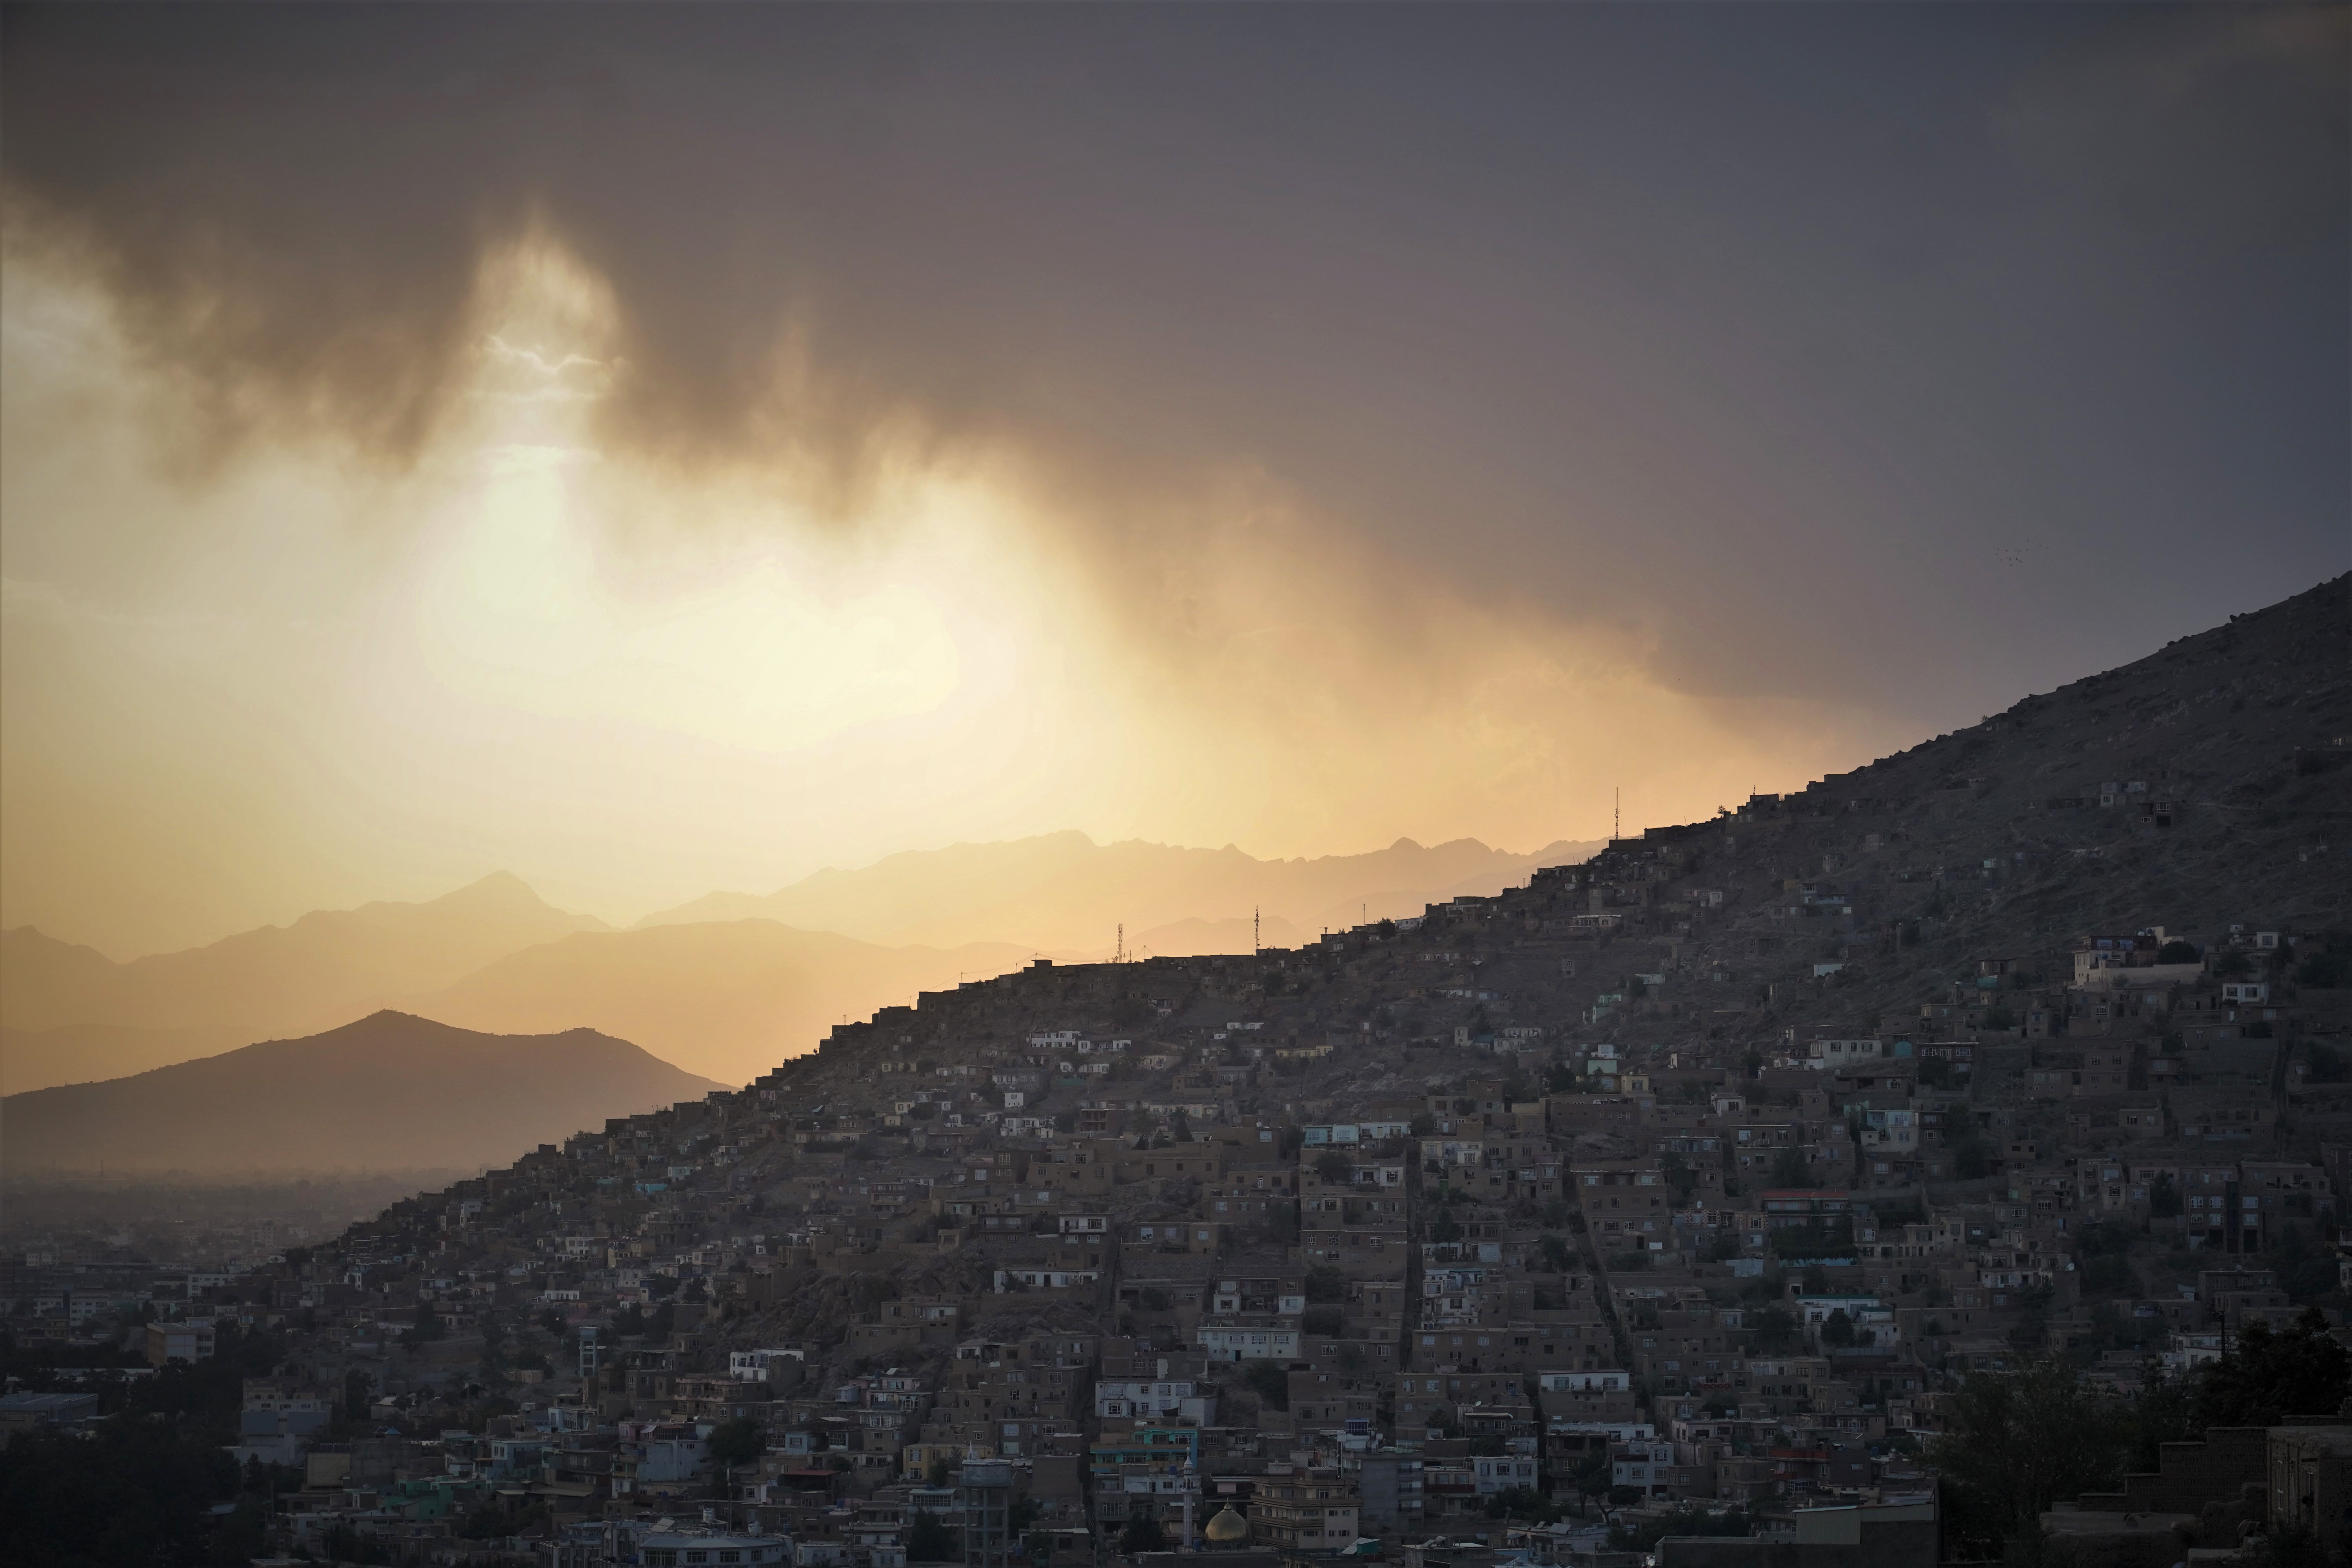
[0,1023,248,1098]
[415,922,1036,1087]
[0,1012,722,1175]
[633,832,1601,954]
[0,840,1602,1088]
[0,873,610,1043]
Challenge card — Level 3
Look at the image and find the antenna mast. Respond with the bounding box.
[1254,906,1261,953]
[1116,923,1125,963]
[1614,786,1621,840]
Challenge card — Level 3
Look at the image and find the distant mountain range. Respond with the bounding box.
[1,833,1597,1091]
[0,1012,725,1176]
[417,922,1035,1086]
[2,871,606,1038]
[634,831,1600,953]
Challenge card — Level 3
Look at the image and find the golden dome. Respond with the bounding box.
[1205,1504,1250,1544]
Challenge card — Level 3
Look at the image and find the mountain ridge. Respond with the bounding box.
[0,836,1601,1090]
[0,1011,724,1176]
[0,873,610,1039]
[631,831,1602,952]
[412,920,1041,1086]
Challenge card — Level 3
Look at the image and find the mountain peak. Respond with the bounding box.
[434,871,552,909]
[2,1011,723,1175]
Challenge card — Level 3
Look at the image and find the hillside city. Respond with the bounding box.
[5,577,2351,1568]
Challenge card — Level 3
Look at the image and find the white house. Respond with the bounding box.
[1805,1038,1881,1071]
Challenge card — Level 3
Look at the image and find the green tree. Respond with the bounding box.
[2147,1172,2181,1219]
[1483,1486,1561,1522]
[1768,1146,1814,1189]
[1925,1357,2129,1563]
[1819,1309,1856,1348]
[1240,1359,1289,1410]
[2195,1309,2351,1429]
[907,1510,958,1560]
[1120,1516,1169,1553]
[2082,1253,2138,1297]
[2267,1228,2339,1304]
[0,1417,240,1566]
[708,1416,765,1468]
[2128,1360,2198,1472]
[1747,1305,1798,1355]
[1567,1447,1614,1516]
[1660,1152,1697,1206]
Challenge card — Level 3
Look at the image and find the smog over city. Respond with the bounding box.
[0,6,2346,1566]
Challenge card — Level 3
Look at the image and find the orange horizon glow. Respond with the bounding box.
[1,232,1902,960]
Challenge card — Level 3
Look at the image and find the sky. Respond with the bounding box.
[2,4,2345,960]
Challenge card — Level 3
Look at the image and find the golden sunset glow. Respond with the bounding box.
[3,7,2341,966]
[2,233,1904,958]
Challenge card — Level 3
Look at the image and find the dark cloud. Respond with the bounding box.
[4,4,2345,718]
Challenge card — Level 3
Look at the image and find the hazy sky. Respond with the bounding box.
[3,4,2345,959]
